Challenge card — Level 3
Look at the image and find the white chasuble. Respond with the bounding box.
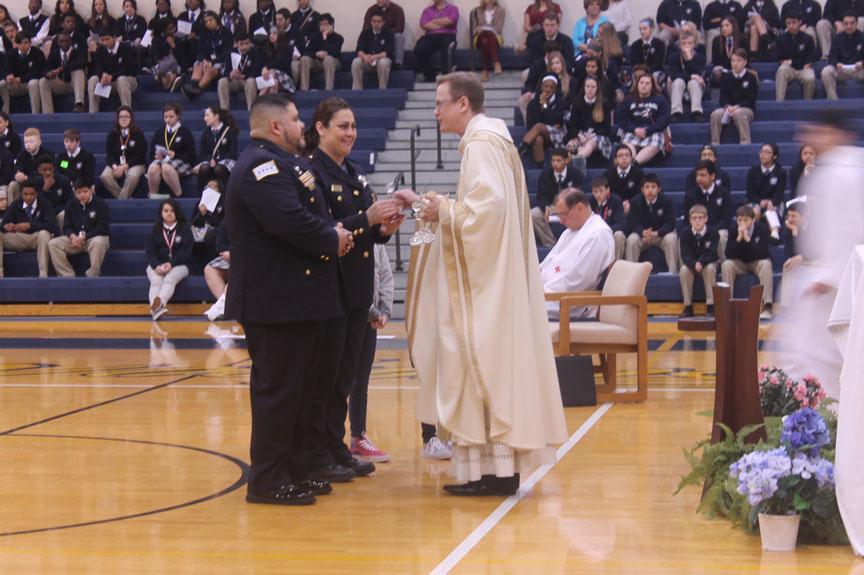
[406,114,569,481]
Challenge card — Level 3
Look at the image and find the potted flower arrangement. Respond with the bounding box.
[759,366,827,417]
[728,408,835,551]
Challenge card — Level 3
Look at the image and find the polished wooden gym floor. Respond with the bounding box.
[0,316,861,574]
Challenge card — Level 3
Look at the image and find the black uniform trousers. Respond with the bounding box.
[304,306,368,469]
[414,33,456,81]
[348,323,377,438]
[244,319,323,495]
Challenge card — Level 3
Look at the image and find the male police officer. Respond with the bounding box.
[226,93,354,506]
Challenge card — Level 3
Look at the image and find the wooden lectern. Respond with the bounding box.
[710,284,766,444]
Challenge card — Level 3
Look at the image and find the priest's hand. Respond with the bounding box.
[421,192,441,223]
[783,255,802,273]
[393,189,422,208]
[805,282,832,297]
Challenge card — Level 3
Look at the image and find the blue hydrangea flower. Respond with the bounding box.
[781,408,831,457]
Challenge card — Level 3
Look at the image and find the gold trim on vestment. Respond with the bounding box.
[406,241,430,352]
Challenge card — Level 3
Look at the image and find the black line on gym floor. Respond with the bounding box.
[0,433,249,538]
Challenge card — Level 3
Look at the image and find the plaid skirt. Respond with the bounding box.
[571,131,613,159]
[152,157,192,177]
[620,129,666,150]
[546,125,565,147]
[272,70,296,93]
[153,55,180,77]
[207,255,230,270]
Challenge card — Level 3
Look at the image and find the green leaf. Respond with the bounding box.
[794,492,811,512]
[695,409,714,417]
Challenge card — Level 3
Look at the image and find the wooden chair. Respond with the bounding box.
[546,260,652,403]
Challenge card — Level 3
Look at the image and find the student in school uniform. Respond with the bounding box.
[746,142,787,239]
[55,128,96,186]
[775,12,819,101]
[181,10,233,100]
[145,198,194,321]
[38,31,86,113]
[352,9,394,91]
[603,144,644,214]
[203,222,230,322]
[820,12,864,100]
[625,172,679,273]
[191,179,224,255]
[0,179,57,278]
[710,16,748,85]
[116,0,147,46]
[217,32,262,110]
[565,76,613,161]
[195,106,238,191]
[8,127,54,202]
[664,32,706,122]
[297,12,343,92]
[777,200,807,310]
[87,26,138,112]
[616,73,671,166]
[684,159,733,257]
[147,103,197,198]
[35,159,72,227]
[703,0,745,63]
[48,178,111,277]
[630,18,667,79]
[721,204,775,318]
[176,0,207,70]
[0,146,14,192]
[678,204,720,318]
[18,0,50,48]
[519,75,567,167]
[531,147,583,248]
[684,145,733,192]
[0,32,46,114]
[710,48,759,144]
[101,106,148,200]
[589,175,626,261]
[0,112,22,158]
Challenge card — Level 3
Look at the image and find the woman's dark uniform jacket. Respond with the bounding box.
[225,139,343,324]
[309,148,391,311]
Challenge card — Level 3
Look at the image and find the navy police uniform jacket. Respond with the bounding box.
[225,139,342,324]
[310,148,391,311]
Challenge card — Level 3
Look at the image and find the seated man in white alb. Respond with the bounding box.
[540,187,615,318]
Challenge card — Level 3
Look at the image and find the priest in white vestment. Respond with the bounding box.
[397,72,569,496]
[780,112,864,401]
[540,188,615,319]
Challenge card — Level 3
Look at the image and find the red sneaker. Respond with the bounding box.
[350,434,391,463]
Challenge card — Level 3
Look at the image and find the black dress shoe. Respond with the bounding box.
[705,304,715,316]
[309,463,356,483]
[678,305,694,318]
[346,457,375,477]
[297,479,333,495]
[672,112,683,123]
[692,111,704,122]
[245,483,316,506]
[443,475,519,496]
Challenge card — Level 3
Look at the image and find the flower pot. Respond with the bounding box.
[758,513,801,552]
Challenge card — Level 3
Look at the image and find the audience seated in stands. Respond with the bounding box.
[603,0,632,46]
[38,32,86,113]
[684,159,733,256]
[519,40,559,121]
[531,147,583,248]
[54,12,87,56]
[625,172,678,273]
[219,0,246,38]
[778,200,807,309]
[775,12,818,101]
[36,159,72,226]
[743,0,781,59]
[147,0,175,36]
[290,0,321,42]
[117,0,146,48]
[721,204,774,318]
[665,32,706,122]
[703,0,745,63]
[260,27,299,95]
[363,0,405,68]
[573,0,608,59]
[655,0,701,46]
[0,112,21,158]
[414,0,459,83]
[630,18,667,79]
[353,9,394,90]
[48,178,110,277]
[145,198,193,321]
[470,0,505,82]
[191,178,224,253]
[520,0,562,55]
[0,189,6,221]
[177,0,207,72]
[9,127,53,202]
[181,10,233,100]
[604,144,644,213]
[56,128,95,187]
[147,103,196,198]
[0,142,13,191]
[247,0,275,47]
[1,32,46,114]
[540,187,614,318]
[710,16,748,85]
[789,143,816,196]
[0,179,56,277]
[589,22,625,102]
[815,0,855,59]
[297,12,342,91]
[88,26,139,112]
[195,106,237,191]
[710,48,758,144]
[203,222,229,321]
[217,32,261,110]
[528,13,574,72]
[151,19,184,93]
[101,106,147,199]
[746,142,786,239]
[678,204,719,318]
[821,12,864,100]
[780,0,821,42]
[565,76,613,160]
[589,175,626,260]
[616,73,670,165]
[19,0,50,48]
[684,144,733,191]
[519,75,567,166]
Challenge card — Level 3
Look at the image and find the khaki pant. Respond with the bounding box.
[87,76,138,113]
[775,63,816,100]
[48,234,110,277]
[0,79,41,113]
[100,164,146,199]
[217,77,257,110]
[721,258,774,303]
[351,57,392,90]
[820,64,864,99]
[625,231,679,273]
[705,29,721,64]
[530,206,556,248]
[612,230,626,262]
[668,77,704,114]
[38,71,86,113]
[0,230,52,277]
[300,55,340,91]
[717,228,729,262]
[679,262,718,305]
[147,264,190,306]
[710,106,754,144]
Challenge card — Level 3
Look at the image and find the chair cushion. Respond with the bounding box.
[549,322,633,345]
[597,261,652,341]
